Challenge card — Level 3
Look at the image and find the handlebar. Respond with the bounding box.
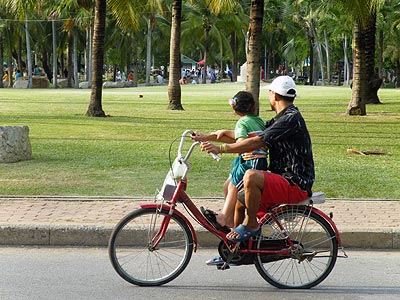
[179,130,221,162]
[157,130,221,200]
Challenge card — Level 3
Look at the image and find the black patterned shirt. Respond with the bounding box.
[259,105,315,195]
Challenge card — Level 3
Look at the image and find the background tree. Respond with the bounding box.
[167,0,237,110]
[334,0,385,115]
[168,0,183,110]
[86,0,106,117]
[246,0,264,114]
[1,0,40,88]
[108,0,147,87]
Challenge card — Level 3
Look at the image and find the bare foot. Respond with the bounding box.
[216,213,233,229]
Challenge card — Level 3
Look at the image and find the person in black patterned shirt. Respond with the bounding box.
[200,76,315,242]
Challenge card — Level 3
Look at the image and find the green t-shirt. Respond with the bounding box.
[234,114,267,159]
[234,114,265,139]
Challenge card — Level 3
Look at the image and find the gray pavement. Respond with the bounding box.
[0,196,399,249]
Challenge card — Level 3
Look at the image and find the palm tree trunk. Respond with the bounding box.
[67,32,73,88]
[378,29,383,78]
[308,37,314,86]
[85,23,93,85]
[7,55,13,87]
[324,30,330,83]
[202,22,211,85]
[86,0,106,117]
[146,18,152,86]
[343,35,350,86]
[17,37,23,73]
[315,38,324,85]
[168,0,184,110]
[73,27,79,88]
[52,20,58,88]
[132,39,138,87]
[25,16,33,89]
[88,16,94,86]
[245,0,264,115]
[347,13,381,115]
[41,50,51,82]
[364,12,381,105]
[348,22,368,115]
[0,36,3,88]
[230,32,238,82]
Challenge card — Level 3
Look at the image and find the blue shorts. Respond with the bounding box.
[230,155,268,190]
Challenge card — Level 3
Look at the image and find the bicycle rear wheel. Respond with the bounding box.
[108,207,193,286]
[254,206,338,289]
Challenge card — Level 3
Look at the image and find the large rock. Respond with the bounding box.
[0,126,32,163]
[103,81,125,88]
[32,76,49,88]
[57,78,74,88]
[12,77,50,89]
[102,81,136,88]
[79,81,90,89]
[13,79,29,89]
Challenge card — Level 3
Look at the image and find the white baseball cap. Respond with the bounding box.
[265,75,298,98]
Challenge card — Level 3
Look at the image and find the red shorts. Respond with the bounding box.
[257,171,309,217]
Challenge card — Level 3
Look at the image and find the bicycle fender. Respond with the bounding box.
[308,206,344,248]
[140,203,198,251]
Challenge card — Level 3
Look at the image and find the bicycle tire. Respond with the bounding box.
[254,206,338,289]
[108,207,193,286]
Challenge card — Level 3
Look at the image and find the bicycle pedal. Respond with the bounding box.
[217,263,230,270]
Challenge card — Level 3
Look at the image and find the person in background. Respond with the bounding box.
[127,71,134,81]
[33,65,41,76]
[2,70,9,82]
[15,70,23,79]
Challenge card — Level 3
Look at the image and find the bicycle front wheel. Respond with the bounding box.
[108,207,193,286]
[254,206,338,289]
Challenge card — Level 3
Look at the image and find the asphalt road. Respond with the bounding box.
[0,247,399,300]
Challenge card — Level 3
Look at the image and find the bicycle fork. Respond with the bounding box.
[147,207,173,250]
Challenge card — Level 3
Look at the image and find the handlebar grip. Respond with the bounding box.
[209,152,221,161]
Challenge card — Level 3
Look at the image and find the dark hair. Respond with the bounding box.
[231,91,255,115]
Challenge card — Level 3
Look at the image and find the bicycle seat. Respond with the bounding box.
[295,192,326,205]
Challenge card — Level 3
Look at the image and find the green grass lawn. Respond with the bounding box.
[0,83,399,199]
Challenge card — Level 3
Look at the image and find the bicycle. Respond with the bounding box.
[108,129,347,289]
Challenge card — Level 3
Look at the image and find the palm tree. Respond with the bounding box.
[282,0,323,86]
[334,0,385,115]
[167,0,237,110]
[86,0,106,117]
[246,0,264,114]
[108,0,147,88]
[55,0,93,88]
[1,0,39,88]
[168,0,183,110]
[387,2,400,87]
[183,0,238,84]
[263,0,286,81]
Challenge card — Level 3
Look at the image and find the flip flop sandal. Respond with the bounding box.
[200,207,231,234]
[226,224,261,243]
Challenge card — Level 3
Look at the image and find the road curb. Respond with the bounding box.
[1,224,399,249]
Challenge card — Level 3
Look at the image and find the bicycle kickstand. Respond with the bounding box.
[217,243,240,270]
[217,260,231,270]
